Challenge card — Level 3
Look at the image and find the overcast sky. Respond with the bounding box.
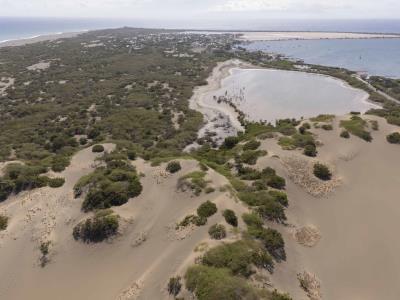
[0,0,398,19]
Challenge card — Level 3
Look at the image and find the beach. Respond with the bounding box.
[0,31,84,48]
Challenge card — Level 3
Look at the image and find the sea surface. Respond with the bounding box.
[244,38,400,78]
[1,17,400,43]
[204,68,377,123]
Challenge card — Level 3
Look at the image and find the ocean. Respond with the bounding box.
[244,38,400,78]
[1,17,400,43]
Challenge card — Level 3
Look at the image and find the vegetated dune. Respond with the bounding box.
[255,114,400,300]
[0,145,248,300]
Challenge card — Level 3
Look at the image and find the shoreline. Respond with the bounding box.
[189,59,381,146]
[0,30,87,48]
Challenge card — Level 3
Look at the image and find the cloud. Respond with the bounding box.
[0,0,398,19]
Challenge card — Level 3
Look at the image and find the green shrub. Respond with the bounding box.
[48,177,65,188]
[257,200,287,223]
[92,144,105,153]
[197,201,217,218]
[0,214,8,230]
[167,276,182,297]
[321,124,333,131]
[222,136,239,149]
[387,132,400,144]
[185,265,258,300]
[269,190,289,207]
[201,240,273,277]
[258,228,286,261]
[79,137,88,145]
[208,224,227,240]
[243,140,261,151]
[73,210,119,243]
[340,116,372,142]
[267,175,286,190]
[310,114,335,122]
[303,144,317,157]
[313,163,332,181]
[223,209,238,227]
[0,180,14,202]
[166,161,181,173]
[78,159,142,212]
[127,150,136,160]
[242,213,263,228]
[51,155,70,172]
[340,130,350,138]
[238,150,266,165]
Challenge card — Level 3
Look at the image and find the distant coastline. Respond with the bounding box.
[0,31,86,48]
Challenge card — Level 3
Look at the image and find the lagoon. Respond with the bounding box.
[203,68,378,123]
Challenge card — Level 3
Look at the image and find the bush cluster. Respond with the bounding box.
[73,209,119,243]
[243,212,286,261]
[74,155,142,212]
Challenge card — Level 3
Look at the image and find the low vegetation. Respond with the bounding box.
[167,276,182,297]
[0,214,8,230]
[74,154,142,212]
[387,132,400,144]
[92,145,105,153]
[177,171,209,196]
[197,200,218,218]
[166,161,182,173]
[313,163,332,181]
[340,116,372,142]
[340,130,350,138]
[223,209,238,227]
[48,177,65,188]
[73,209,119,243]
[208,224,227,240]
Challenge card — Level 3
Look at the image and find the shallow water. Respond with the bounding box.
[204,68,377,123]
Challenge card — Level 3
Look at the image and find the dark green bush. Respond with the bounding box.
[242,212,263,228]
[51,155,70,172]
[387,132,400,144]
[321,124,333,131]
[92,144,105,153]
[340,130,350,138]
[127,150,137,160]
[185,265,258,300]
[267,175,286,190]
[166,161,181,173]
[223,209,238,227]
[0,214,8,230]
[48,177,65,188]
[197,201,217,218]
[222,136,239,149]
[73,210,119,243]
[167,276,182,297]
[208,224,227,240]
[313,163,332,181]
[79,137,88,145]
[201,240,273,277]
[0,180,14,202]
[303,144,317,157]
[243,139,261,151]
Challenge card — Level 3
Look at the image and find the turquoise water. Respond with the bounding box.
[244,38,400,78]
[205,68,377,123]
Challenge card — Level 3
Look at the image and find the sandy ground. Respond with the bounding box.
[0,145,250,299]
[250,115,400,300]
[237,31,400,41]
